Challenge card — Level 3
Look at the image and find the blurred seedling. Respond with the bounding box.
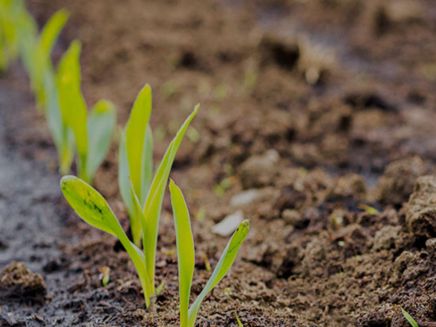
[24,9,68,111]
[61,107,198,308]
[169,180,249,327]
[99,266,111,287]
[0,0,33,71]
[235,312,244,327]
[57,41,116,182]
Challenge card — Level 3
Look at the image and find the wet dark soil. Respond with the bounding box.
[1,0,436,326]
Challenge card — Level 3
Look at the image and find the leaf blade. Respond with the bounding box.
[56,40,88,179]
[142,105,199,294]
[169,180,195,327]
[125,84,152,200]
[188,220,250,326]
[60,175,121,237]
[86,99,116,181]
[401,308,419,327]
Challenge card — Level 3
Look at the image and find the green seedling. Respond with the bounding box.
[23,9,68,111]
[118,84,154,246]
[61,107,198,308]
[235,313,244,327]
[57,40,116,182]
[401,308,419,327]
[169,180,249,327]
[0,0,25,70]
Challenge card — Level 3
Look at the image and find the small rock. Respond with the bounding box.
[405,175,436,238]
[0,261,46,301]
[372,225,401,251]
[212,211,244,237]
[240,150,280,188]
[230,189,262,207]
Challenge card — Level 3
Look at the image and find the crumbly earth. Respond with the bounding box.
[0,0,435,326]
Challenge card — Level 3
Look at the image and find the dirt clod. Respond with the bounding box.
[376,156,427,205]
[405,175,436,238]
[0,261,46,302]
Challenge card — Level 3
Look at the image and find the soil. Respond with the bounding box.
[1,0,436,326]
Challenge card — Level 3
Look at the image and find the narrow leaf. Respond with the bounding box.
[169,180,195,327]
[401,308,419,327]
[188,220,250,326]
[57,40,88,179]
[142,105,199,294]
[140,125,153,204]
[86,99,116,181]
[38,9,69,62]
[118,131,134,215]
[125,84,152,200]
[43,69,74,174]
[33,9,68,109]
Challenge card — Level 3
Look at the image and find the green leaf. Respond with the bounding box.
[140,125,153,204]
[60,175,122,237]
[33,9,69,109]
[43,68,74,174]
[188,220,250,327]
[38,9,69,65]
[128,182,154,305]
[119,85,153,245]
[142,105,199,297]
[169,180,195,327]
[125,84,152,201]
[118,131,133,215]
[401,308,419,327]
[60,175,152,307]
[86,99,116,181]
[57,40,88,179]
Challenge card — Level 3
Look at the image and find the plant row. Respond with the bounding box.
[0,2,249,326]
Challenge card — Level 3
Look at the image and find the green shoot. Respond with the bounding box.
[0,0,28,70]
[401,308,419,327]
[57,40,116,183]
[26,9,69,111]
[141,106,199,301]
[118,84,153,246]
[61,106,198,308]
[235,313,244,327]
[169,180,250,327]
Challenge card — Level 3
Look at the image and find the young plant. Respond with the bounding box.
[401,308,419,327]
[57,40,116,182]
[21,9,68,111]
[60,106,198,308]
[0,0,26,70]
[118,84,153,246]
[169,180,250,327]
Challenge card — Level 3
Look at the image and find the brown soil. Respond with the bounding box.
[1,0,436,326]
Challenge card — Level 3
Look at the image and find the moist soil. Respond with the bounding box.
[1,0,436,326]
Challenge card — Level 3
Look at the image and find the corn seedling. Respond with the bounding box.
[401,308,419,327]
[118,84,154,246]
[60,107,198,308]
[57,40,116,182]
[0,1,75,175]
[0,0,31,71]
[14,8,68,111]
[169,180,249,327]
